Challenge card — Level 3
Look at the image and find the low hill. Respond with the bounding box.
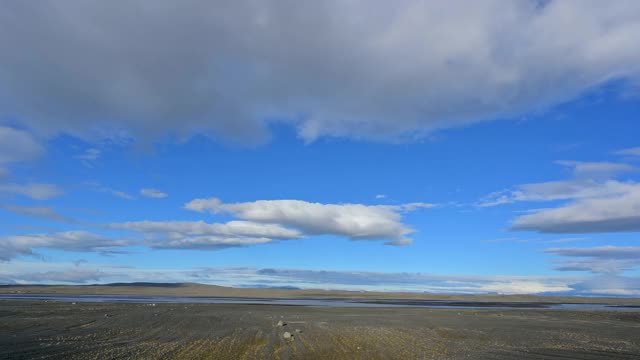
[2,282,640,305]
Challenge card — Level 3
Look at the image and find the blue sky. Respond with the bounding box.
[2,1,640,295]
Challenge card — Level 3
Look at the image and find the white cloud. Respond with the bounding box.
[0,231,131,261]
[479,153,640,234]
[511,182,640,233]
[614,147,640,156]
[375,194,386,199]
[111,220,301,239]
[140,188,168,198]
[1,1,640,143]
[545,246,640,274]
[185,198,432,245]
[0,183,63,200]
[479,178,635,207]
[110,220,302,250]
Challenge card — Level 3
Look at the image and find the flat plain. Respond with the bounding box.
[2,299,640,359]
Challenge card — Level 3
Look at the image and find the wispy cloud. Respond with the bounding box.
[75,148,101,161]
[0,183,63,200]
[614,147,640,157]
[478,153,640,234]
[554,160,637,178]
[542,237,589,244]
[85,182,134,200]
[0,203,78,224]
[140,188,168,198]
[0,231,131,261]
[511,183,640,233]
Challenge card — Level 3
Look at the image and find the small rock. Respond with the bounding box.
[295,329,302,333]
[283,332,293,340]
[277,320,286,327]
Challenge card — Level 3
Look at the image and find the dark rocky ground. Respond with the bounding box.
[2,300,640,359]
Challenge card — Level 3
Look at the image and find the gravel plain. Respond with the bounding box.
[2,300,640,359]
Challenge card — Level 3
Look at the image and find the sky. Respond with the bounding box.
[1,0,640,296]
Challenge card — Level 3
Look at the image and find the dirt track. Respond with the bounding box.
[2,300,640,359]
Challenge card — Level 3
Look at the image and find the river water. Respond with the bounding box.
[1,294,639,311]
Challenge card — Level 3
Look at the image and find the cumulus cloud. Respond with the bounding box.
[1,1,640,144]
[110,220,302,250]
[545,246,640,274]
[140,188,168,198]
[185,198,433,245]
[0,231,130,261]
[0,196,431,259]
[0,183,63,200]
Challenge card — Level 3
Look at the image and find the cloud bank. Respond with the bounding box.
[6,261,640,296]
[1,1,640,143]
